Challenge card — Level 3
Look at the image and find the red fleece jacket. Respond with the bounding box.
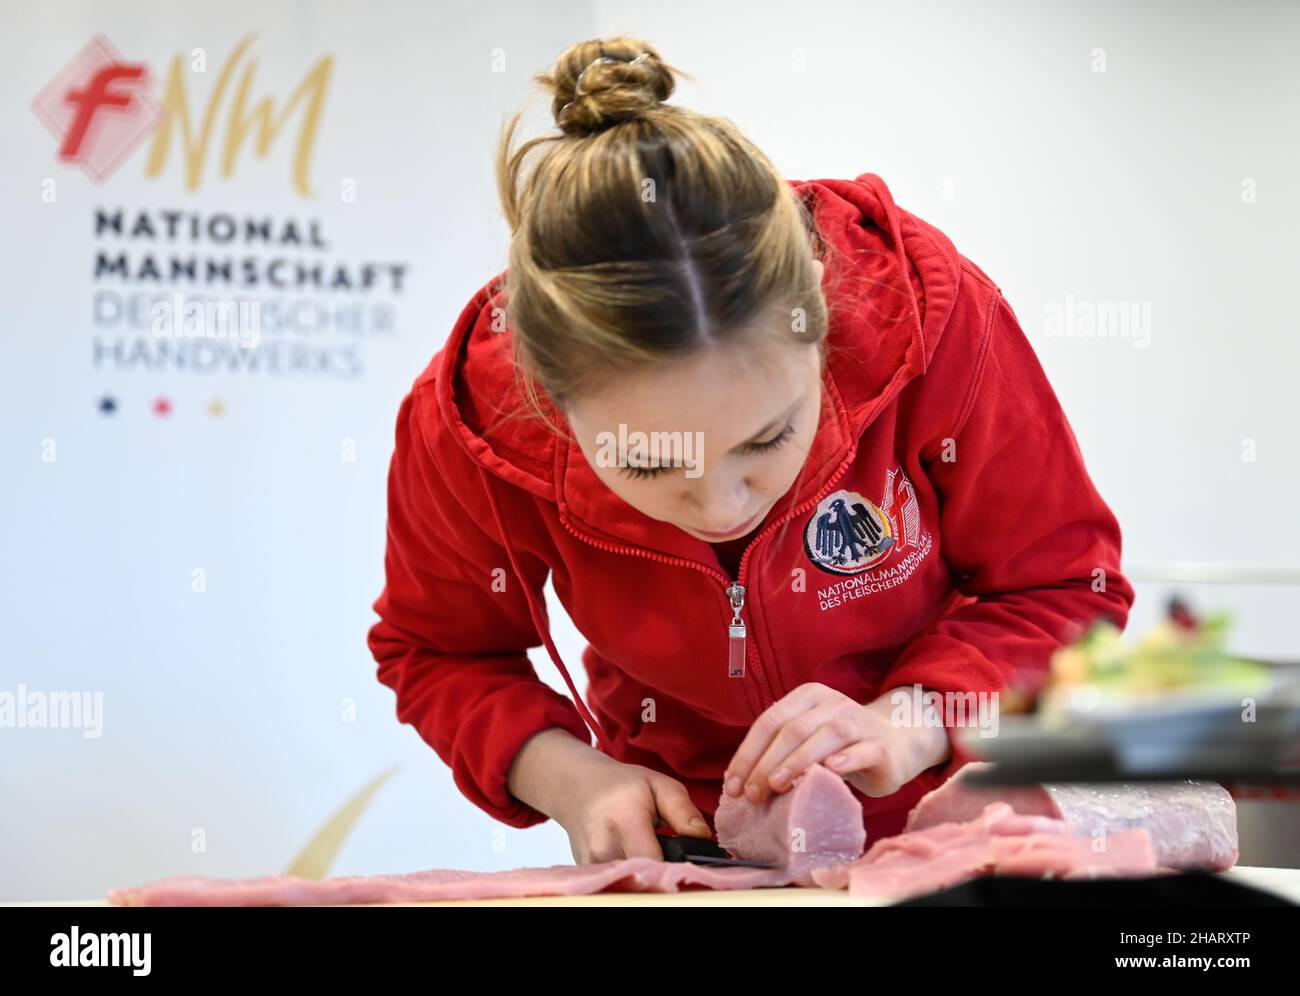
[367,171,1134,844]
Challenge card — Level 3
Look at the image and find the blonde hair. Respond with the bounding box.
[494,35,841,434]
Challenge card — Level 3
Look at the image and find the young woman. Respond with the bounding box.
[367,36,1134,864]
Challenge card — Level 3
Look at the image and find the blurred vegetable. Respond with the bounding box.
[1039,605,1271,717]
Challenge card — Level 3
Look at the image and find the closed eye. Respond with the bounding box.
[621,463,673,481]
[740,420,795,455]
[618,420,795,480]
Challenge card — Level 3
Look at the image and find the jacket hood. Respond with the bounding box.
[431,171,963,753]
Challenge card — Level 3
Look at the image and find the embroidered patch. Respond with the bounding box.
[803,467,924,577]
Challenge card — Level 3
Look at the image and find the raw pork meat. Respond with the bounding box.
[812,802,1159,899]
[904,762,1238,871]
[108,765,865,906]
[714,763,867,885]
[108,859,799,907]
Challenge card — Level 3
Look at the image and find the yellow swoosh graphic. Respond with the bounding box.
[284,765,400,879]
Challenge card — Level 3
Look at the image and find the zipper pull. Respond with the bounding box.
[725,582,746,678]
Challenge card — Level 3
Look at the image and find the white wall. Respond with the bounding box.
[591,0,1300,654]
[1,0,1296,901]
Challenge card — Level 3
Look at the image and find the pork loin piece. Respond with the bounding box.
[904,762,1239,871]
[714,763,866,885]
[813,802,1159,900]
[108,859,800,907]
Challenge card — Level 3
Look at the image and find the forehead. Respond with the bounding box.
[571,337,810,434]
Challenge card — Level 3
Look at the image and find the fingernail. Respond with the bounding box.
[829,754,847,768]
[771,767,790,787]
[726,776,742,796]
[744,781,760,802]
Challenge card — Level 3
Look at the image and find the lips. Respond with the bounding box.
[693,508,762,539]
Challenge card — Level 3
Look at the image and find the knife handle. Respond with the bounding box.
[655,833,729,862]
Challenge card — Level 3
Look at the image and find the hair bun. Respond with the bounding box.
[543,37,675,136]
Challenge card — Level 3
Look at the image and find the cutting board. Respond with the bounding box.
[11,866,1300,907]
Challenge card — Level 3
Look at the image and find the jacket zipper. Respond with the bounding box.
[557,447,857,711]
[725,581,748,679]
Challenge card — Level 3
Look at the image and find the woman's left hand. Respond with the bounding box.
[723,682,950,805]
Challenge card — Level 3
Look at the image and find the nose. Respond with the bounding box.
[687,476,752,533]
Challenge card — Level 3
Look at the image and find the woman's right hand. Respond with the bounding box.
[508,728,713,864]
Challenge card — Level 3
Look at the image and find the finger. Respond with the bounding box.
[724,684,827,796]
[756,714,863,798]
[650,777,711,838]
[619,812,667,860]
[826,739,888,791]
[744,705,847,805]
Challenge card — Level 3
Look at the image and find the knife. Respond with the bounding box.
[655,833,778,867]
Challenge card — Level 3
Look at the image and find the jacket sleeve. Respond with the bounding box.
[886,288,1135,790]
[367,381,593,828]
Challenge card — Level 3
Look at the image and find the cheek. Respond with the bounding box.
[763,424,818,492]
[775,446,809,489]
[594,465,668,515]
[738,449,793,499]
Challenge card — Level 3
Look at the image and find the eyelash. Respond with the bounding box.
[619,420,796,480]
[742,420,796,455]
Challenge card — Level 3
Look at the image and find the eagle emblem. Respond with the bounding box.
[803,470,920,576]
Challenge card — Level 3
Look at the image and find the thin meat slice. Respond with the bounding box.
[904,762,1239,871]
[108,763,868,906]
[714,763,866,886]
[812,802,1158,899]
[811,805,1072,891]
[107,858,799,907]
